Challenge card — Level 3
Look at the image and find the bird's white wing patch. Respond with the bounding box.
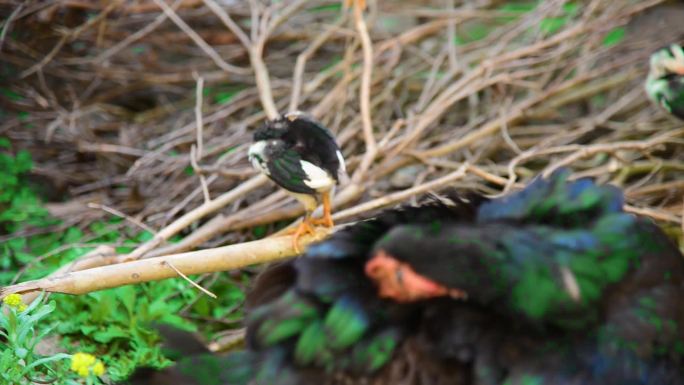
[300,160,334,190]
[336,150,346,174]
[336,150,349,184]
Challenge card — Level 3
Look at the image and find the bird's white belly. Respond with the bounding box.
[287,191,320,212]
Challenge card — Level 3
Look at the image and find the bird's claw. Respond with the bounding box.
[310,215,334,228]
[291,219,316,253]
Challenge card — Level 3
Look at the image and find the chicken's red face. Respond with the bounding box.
[364,249,468,303]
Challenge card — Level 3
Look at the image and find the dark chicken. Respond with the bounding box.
[122,170,684,385]
[235,170,684,385]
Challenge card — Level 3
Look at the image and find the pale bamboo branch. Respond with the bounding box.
[0,3,23,52]
[289,15,347,112]
[19,245,117,305]
[87,203,156,234]
[542,129,683,176]
[351,1,377,183]
[624,205,682,225]
[192,73,211,203]
[204,0,292,119]
[202,0,252,48]
[1,229,330,299]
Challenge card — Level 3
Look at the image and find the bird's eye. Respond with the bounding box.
[395,268,403,285]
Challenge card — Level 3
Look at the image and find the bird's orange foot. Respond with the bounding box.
[310,215,334,228]
[343,0,366,10]
[290,219,316,253]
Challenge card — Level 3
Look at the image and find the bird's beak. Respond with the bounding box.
[284,111,305,121]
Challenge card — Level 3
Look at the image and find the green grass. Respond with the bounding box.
[0,141,249,381]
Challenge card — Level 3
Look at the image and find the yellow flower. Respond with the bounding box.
[70,352,106,377]
[92,361,105,376]
[2,294,27,311]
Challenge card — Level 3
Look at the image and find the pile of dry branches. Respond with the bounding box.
[1,0,683,298]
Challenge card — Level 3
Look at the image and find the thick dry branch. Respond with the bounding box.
[1,229,329,299]
[20,246,117,305]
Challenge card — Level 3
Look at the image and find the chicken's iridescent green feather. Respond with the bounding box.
[223,170,684,385]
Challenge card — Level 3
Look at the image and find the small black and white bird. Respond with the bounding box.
[645,43,684,119]
[248,111,346,251]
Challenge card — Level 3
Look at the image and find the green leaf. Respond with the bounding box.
[14,150,32,173]
[63,227,84,244]
[93,326,129,343]
[7,238,26,252]
[454,23,491,45]
[252,225,267,239]
[562,2,579,16]
[307,3,341,13]
[214,91,238,104]
[136,231,154,242]
[131,45,146,54]
[14,347,28,359]
[602,27,625,47]
[23,353,70,372]
[0,88,23,102]
[14,252,34,264]
[498,3,537,13]
[539,17,567,34]
[0,137,10,149]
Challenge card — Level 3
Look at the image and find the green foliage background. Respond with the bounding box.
[0,142,247,382]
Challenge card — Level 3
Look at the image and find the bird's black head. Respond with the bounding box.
[253,116,290,141]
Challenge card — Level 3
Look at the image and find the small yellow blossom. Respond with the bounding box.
[2,294,27,311]
[70,352,106,377]
[92,361,105,376]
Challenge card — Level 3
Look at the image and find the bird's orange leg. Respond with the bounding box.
[283,214,316,253]
[311,191,334,228]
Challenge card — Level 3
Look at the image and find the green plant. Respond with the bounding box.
[539,3,579,35]
[53,283,196,380]
[0,293,106,385]
[0,145,249,382]
[0,138,49,233]
[602,26,626,47]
